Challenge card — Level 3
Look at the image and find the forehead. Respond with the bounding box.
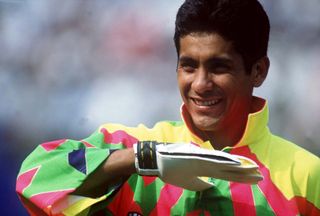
[178,33,238,60]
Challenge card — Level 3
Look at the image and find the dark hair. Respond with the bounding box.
[174,0,270,72]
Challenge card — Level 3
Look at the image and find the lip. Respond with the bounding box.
[190,96,225,115]
[192,98,222,107]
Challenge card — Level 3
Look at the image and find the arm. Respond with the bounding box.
[16,126,137,215]
[72,148,136,197]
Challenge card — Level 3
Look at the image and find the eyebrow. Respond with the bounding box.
[179,55,232,65]
[178,56,198,64]
[206,57,233,65]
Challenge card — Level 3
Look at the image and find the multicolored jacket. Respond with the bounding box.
[16,98,320,215]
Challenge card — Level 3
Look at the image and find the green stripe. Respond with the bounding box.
[203,179,234,215]
[128,175,165,215]
[83,131,109,148]
[252,184,275,216]
[170,189,198,215]
[21,139,110,197]
[85,148,109,174]
[19,146,46,174]
[171,179,234,215]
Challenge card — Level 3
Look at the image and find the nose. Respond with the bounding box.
[192,68,214,94]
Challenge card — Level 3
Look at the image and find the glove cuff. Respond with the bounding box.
[133,141,159,176]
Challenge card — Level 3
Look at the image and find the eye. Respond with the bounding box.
[178,57,198,73]
[208,62,231,74]
[215,63,230,70]
[180,64,196,73]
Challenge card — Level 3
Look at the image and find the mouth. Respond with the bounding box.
[192,98,223,107]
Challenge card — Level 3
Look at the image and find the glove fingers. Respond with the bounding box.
[221,164,259,173]
[212,171,263,184]
[192,159,263,184]
[159,155,262,182]
[194,158,258,174]
[157,143,241,165]
[157,146,264,186]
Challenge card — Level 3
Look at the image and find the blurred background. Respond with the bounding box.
[1,0,319,215]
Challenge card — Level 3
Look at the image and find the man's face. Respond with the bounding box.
[177,33,256,132]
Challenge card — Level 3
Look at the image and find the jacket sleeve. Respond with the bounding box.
[16,124,138,216]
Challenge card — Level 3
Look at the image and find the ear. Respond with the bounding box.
[251,56,270,87]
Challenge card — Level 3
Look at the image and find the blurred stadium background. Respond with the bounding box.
[0,0,319,215]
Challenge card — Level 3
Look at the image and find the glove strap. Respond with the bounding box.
[134,141,159,176]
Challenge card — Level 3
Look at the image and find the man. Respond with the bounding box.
[17,0,320,215]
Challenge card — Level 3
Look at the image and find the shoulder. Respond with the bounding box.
[256,133,320,207]
[268,134,320,184]
[270,134,319,165]
[254,132,319,184]
[97,120,185,142]
[98,121,184,132]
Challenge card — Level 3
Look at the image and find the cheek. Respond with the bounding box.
[177,73,191,94]
[212,74,236,93]
[218,75,252,96]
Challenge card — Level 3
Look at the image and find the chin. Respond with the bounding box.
[193,116,221,132]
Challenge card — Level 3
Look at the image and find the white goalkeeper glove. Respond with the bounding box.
[133,141,263,191]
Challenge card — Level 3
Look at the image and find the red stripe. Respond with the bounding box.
[142,176,157,187]
[230,182,256,216]
[18,194,48,216]
[41,139,67,151]
[149,184,183,216]
[100,128,138,148]
[81,140,95,148]
[204,211,211,216]
[187,210,202,216]
[187,210,210,216]
[289,196,320,216]
[231,147,298,215]
[107,182,142,215]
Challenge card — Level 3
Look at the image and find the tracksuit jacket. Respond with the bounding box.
[16,97,320,215]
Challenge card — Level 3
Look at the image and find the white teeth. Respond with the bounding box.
[194,99,219,106]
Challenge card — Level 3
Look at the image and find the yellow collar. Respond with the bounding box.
[181,97,269,149]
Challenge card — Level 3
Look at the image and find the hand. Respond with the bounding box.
[133,141,263,191]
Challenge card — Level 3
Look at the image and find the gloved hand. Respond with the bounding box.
[133,141,263,191]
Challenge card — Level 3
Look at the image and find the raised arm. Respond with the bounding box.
[72,148,135,197]
[16,126,137,215]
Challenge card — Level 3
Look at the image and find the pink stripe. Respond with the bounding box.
[230,182,256,216]
[231,146,298,215]
[149,184,183,216]
[41,139,67,151]
[16,167,39,194]
[100,128,138,148]
[30,189,74,209]
[81,140,95,148]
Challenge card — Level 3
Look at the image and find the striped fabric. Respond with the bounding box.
[16,98,320,215]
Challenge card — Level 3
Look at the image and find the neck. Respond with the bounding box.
[191,110,248,150]
[196,97,263,150]
[201,115,248,150]
[182,97,265,150]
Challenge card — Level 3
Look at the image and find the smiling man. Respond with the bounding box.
[17,0,320,215]
[177,33,268,150]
